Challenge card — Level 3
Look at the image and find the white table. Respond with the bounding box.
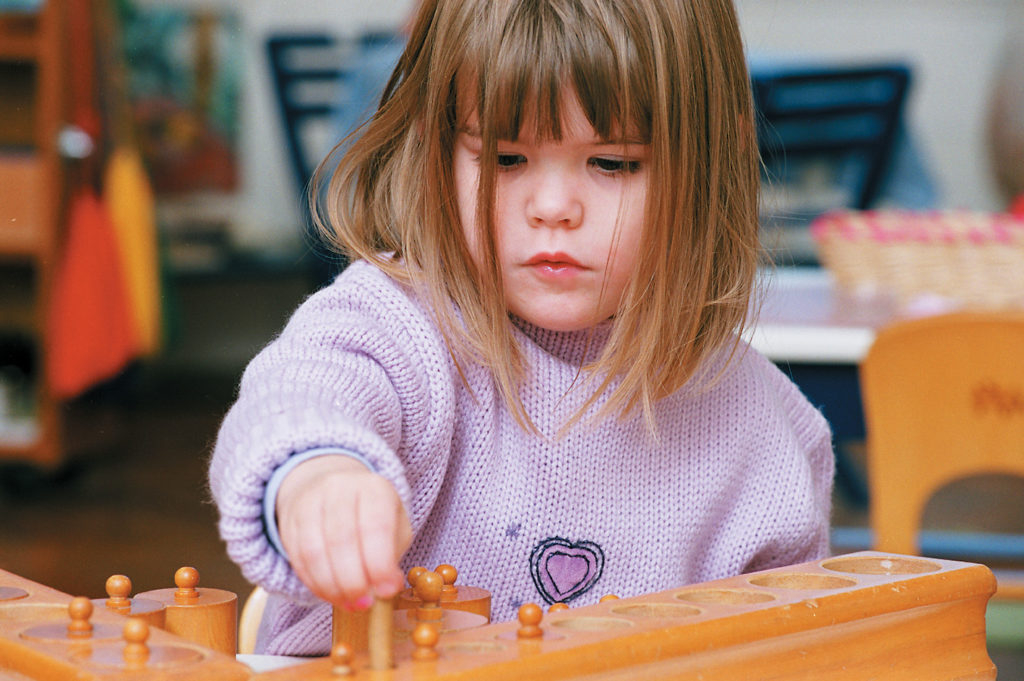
[238,654,307,672]
[745,267,899,365]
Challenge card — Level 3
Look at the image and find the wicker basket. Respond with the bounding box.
[811,210,1024,309]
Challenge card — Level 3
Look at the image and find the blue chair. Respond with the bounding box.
[750,62,930,267]
[266,33,345,195]
[752,63,912,211]
[265,31,404,284]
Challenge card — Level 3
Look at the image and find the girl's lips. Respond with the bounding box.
[525,252,584,268]
[524,253,586,279]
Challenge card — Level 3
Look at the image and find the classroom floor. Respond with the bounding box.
[0,367,252,600]
[1,270,1023,674]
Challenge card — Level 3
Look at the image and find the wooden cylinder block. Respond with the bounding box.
[135,567,237,655]
[395,564,492,621]
[396,606,488,635]
[332,605,372,657]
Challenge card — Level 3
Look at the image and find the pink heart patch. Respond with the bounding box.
[529,537,605,604]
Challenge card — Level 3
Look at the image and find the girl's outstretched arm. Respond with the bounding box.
[208,261,456,609]
[275,454,411,609]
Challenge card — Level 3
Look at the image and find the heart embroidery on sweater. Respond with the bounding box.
[529,537,605,605]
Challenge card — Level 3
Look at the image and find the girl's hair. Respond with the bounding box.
[313,0,761,432]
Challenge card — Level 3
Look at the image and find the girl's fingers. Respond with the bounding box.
[281,510,333,600]
[321,493,372,606]
[355,481,405,599]
[282,492,366,607]
[291,506,346,603]
[276,459,408,609]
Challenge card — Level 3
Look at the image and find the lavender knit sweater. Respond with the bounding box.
[209,260,834,656]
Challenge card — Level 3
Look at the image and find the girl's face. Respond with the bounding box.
[453,91,650,332]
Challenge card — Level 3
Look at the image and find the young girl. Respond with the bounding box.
[210,0,834,656]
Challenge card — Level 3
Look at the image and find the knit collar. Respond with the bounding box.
[510,315,613,367]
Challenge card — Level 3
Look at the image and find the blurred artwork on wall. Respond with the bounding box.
[119,3,242,196]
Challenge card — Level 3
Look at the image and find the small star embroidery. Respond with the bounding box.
[506,523,521,538]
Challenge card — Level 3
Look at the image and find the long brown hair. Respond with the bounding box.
[313,0,761,432]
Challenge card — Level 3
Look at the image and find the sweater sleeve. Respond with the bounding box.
[207,263,457,603]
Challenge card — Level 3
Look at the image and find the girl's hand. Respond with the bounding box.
[276,455,412,609]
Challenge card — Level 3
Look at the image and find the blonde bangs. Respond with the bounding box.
[467,1,652,146]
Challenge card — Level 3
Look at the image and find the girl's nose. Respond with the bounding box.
[526,172,583,229]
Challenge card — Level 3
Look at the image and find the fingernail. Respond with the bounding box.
[345,595,373,611]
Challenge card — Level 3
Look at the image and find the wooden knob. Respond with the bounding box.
[414,571,443,621]
[414,571,443,602]
[105,575,132,611]
[411,622,440,661]
[67,596,94,638]
[173,567,200,604]
[330,642,354,676]
[517,603,543,639]
[122,618,150,668]
[548,602,569,613]
[406,566,427,588]
[435,564,458,598]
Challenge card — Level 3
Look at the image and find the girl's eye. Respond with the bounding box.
[590,157,642,174]
[496,153,525,169]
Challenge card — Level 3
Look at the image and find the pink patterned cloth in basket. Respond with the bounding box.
[811,210,1024,310]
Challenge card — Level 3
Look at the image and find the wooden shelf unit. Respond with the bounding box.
[0,1,65,466]
[0,11,41,60]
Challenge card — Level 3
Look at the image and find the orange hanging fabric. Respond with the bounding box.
[47,191,139,399]
[46,0,139,398]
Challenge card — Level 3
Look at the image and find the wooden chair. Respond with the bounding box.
[860,311,1024,604]
[237,586,269,655]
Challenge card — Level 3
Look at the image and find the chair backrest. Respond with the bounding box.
[265,33,347,195]
[860,311,1024,558]
[752,63,910,213]
[237,585,269,655]
[265,31,403,286]
[266,31,403,197]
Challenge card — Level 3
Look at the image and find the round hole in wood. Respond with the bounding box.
[20,621,122,643]
[439,641,506,655]
[609,603,701,619]
[0,587,29,602]
[550,616,634,631]
[747,573,857,590]
[821,556,941,575]
[674,588,777,605]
